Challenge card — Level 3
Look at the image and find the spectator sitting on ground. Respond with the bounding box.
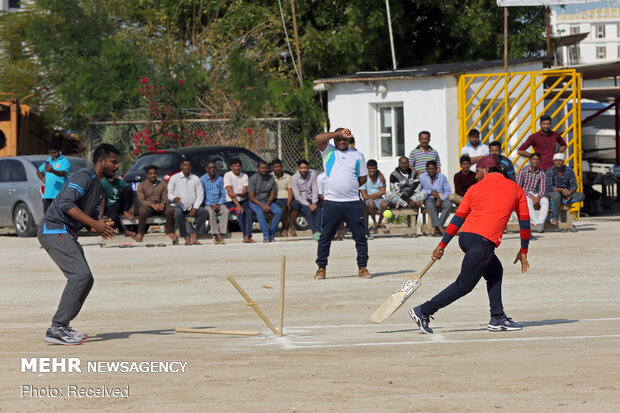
[223,158,254,243]
[200,161,229,244]
[360,159,389,233]
[460,128,489,170]
[518,114,567,171]
[545,153,585,226]
[36,141,71,213]
[168,160,208,245]
[386,156,427,210]
[408,131,441,176]
[136,165,177,244]
[291,159,322,240]
[488,140,516,181]
[271,158,300,237]
[420,160,453,235]
[102,175,136,240]
[516,153,548,233]
[248,160,282,243]
[449,155,477,206]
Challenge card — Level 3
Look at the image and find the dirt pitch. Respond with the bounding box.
[1,217,619,412]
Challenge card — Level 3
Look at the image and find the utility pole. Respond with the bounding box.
[386,0,397,70]
[290,0,303,82]
[504,7,508,72]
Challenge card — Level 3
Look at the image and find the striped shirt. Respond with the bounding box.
[516,167,546,197]
[439,173,530,254]
[408,145,441,174]
[200,174,226,205]
[545,165,577,193]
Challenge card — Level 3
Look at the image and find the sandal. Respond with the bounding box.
[184,240,192,245]
[191,240,201,245]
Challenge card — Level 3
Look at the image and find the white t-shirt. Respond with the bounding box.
[321,143,367,202]
[460,143,489,170]
[223,171,249,202]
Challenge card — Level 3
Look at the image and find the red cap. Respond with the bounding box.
[476,155,498,169]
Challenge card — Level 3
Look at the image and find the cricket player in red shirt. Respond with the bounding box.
[409,155,531,333]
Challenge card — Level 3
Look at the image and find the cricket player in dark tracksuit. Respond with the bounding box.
[409,155,531,334]
[38,144,120,345]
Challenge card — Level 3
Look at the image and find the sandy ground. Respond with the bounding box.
[1,217,619,413]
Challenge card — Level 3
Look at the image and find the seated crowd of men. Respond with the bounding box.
[101,115,583,242]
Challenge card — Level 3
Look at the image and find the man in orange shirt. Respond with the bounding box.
[408,155,531,334]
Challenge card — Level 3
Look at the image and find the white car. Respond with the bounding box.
[0,155,92,237]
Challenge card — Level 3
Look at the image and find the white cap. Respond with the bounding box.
[553,153,565,161]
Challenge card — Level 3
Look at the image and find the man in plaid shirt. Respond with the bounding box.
[516,153,548,233]
[544,153,585,226]
[200,161,229,244]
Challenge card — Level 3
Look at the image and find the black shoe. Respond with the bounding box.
[487,314,523,331]
[44,326,84,345]
[66,326,88,340]
[408,306,433,334]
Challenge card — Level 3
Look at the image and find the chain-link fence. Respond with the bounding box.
[87,117,323,173]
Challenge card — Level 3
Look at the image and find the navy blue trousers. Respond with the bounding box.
[420,232,504,317]
[316,200,368,269]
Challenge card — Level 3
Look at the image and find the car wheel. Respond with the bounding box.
[14,203,37,237]
[293,215,309,231]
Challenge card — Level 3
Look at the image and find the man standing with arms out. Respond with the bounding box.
[224,158,254,243]
[102,175,136,240]
[449,155,477,206]
[545,153,585,226]
[136,165,177,244]
[37,141,71,212]
[420,160,453,235]
[291,159,322,240]
[168,160,208,245]
[314,128,371,280]
[518,114,567,171]
[360,159,389,233]
[200,161,229,244]
[460,129,489,170]
[38,144,120,345]
[516,153,548,233]
[489,141,516,181]
[249,161,282,243]
[271,159,300,237]
[408,131,441,176]
[409,155,530,334]
[385,156,426,210]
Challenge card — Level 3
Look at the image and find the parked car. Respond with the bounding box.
[121,145,309,231]
[0,155,93,237]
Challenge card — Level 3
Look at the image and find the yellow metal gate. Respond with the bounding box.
[457,69,582,215]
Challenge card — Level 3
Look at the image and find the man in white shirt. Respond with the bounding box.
[460,129,489,170]
[223,158,254,243]
[314,128,371,280]
[168,160,208,245]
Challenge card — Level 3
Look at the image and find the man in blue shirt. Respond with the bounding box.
[420,160,453,235]
[37,143,120,345]
[36,141,71,212]
[544,152,585,226]
[200,161,229,244]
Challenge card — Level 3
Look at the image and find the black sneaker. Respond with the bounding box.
[408,306,433,334]
[66,326,88,340]
[487,314,523,331]
[44,326,84,345]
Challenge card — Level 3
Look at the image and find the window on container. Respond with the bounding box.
[378,105,404,158]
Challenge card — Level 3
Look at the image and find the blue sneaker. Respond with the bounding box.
[408,306,433,334]
[487,314,523,331]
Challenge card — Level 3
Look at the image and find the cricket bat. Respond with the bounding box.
[369,260,435,324]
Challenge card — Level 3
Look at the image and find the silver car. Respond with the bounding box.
[0,155,92,237]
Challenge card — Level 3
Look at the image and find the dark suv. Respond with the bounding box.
[122,145,264,188]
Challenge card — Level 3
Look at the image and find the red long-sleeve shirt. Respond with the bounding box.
[439,172,530,254]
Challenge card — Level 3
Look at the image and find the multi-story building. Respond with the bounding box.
[552,5,620,65]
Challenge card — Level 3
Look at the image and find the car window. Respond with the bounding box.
[128,153,184,173]
[0,159,27,182]
[185,151,227,176]
[31,158,92,177]
[226,150,260,173]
